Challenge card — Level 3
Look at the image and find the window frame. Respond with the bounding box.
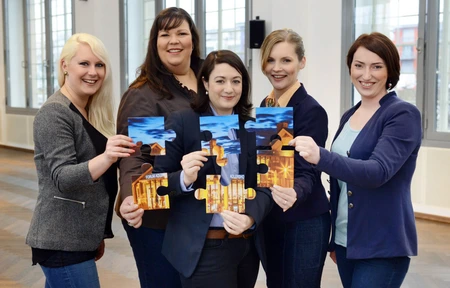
[341,0,450,147]
[2,0,74,115]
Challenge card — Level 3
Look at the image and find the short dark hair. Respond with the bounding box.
[193,50,253,120]
[347,32,400,90]
[129,7,201,98]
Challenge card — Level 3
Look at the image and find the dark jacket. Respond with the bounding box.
[317,91,421,258]
[154,108,273,278]
[116,58,203,229]
[26,90,116,252]
[261,84,330,222]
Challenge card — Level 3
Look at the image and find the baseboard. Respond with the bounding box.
[0,144,34,153]
[415,212,450,224]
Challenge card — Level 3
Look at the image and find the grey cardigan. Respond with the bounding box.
[26,90,114,252]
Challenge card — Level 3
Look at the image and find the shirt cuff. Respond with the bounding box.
[180,171,194,192]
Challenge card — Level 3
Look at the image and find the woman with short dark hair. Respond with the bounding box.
[290,32,421,288]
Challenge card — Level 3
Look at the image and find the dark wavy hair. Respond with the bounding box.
[193,50,253,120]
[129,7,201,98]
[347,32,400,90]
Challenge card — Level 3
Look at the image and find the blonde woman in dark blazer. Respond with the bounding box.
[260,29,330,288]
[26,33,135,288]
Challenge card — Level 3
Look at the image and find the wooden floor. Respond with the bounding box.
[0,147,449,288]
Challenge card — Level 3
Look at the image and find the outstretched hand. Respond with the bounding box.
[270,185,297,212]
[104,135,136,164]
[288,136,321,165]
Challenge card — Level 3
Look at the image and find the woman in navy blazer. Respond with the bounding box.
[127,50,272,288]
[259,29,330,288]
[290,32,421,288]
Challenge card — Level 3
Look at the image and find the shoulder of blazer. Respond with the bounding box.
[36,92,76,123]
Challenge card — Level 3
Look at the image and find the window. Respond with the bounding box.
[3,0,73,111]
[342,0,450,144]
[121,0,156,88]
[436,0,450,133]
[205,0,246,61]
[120,0,248,92]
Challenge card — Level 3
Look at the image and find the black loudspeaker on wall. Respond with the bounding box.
[249,16,265,49]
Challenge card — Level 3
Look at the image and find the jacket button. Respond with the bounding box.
[348,191,352,196]
[327,190,331,195]
[349,203,354,209]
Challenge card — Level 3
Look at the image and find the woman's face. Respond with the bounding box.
[263,41,305,96]
[203,63,242,116]
[62,43,105,98]
[350,46,388,101]
[157,20,193,72]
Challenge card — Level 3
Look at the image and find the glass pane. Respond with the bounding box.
[353,0,419,106]
[222,31,236,50]
[436,0,450,132]
[28,1,47,108]
[221,10,235,30]
[222,0,236,10]
[206,11,219,31]
[125,0,155,85]
[206,0,218,12]
[166,0,176,8]
[235,0,245,9]
[5,0,27,108]
[205,33,218,55]
[179,0,194,15]
[49,0,73,101]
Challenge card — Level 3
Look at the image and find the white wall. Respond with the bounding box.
[74,0,121,112]
[0,0,449,218]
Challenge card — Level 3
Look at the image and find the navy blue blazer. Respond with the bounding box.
[154,108,273,278]
[316,91,421,259]
[261,84,330,222]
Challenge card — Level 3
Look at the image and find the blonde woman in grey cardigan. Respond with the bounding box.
[26,33,136,288]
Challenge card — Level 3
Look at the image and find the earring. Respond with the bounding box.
[388,82,392,90]
[64,71,68,76]
[206,91,209,95]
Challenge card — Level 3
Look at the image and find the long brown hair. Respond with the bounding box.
[129,7,200,99]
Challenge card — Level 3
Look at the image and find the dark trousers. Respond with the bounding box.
[179,237,259,288]
[335,244,410,288]
[264,212,331,288]
[122,219,182,288]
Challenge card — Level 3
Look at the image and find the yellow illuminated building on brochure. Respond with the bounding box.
[195,175,256,213]
[132,166,170,210]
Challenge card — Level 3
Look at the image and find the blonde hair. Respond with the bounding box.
[260,28,305,72]
[58,33,115,137]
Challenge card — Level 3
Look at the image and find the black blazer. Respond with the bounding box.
[154,108,272,278]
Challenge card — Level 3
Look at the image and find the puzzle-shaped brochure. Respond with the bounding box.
[195,174,256,214]
[128,117,173,210]
[245,107,295,188]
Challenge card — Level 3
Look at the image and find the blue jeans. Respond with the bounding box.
[334,245,410,288]
[264,212,331,288]
[122,219,181,288]
[40,259,100,288]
